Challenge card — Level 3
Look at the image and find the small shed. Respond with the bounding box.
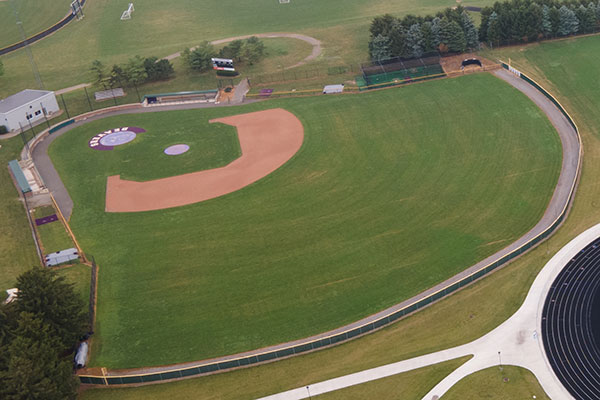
[323,84,344,94]
[0,89,60,132]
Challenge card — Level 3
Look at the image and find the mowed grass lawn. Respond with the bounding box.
[0,0,496,96]
[0,136,39,290]
[49,73,562,369]
[0,0,72,48]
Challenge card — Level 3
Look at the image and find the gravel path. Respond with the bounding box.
[164,32,322,69]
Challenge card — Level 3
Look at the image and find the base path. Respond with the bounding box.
[105,108,304,212]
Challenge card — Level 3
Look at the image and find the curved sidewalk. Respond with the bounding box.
[28,69,581,385]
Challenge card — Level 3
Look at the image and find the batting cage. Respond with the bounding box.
[357,55,445,90]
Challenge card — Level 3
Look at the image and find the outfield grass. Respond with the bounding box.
[79,35,600,400]
[0,0,496,97]
[0,136,39,290]
[0,0,73,49]
[442,366,550,400]
[47,73,562,368]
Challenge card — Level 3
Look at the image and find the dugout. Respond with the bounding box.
[358,55,445,90]
[461,58,482,68]
[142,90,218,106]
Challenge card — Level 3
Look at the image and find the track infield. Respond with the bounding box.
[47,74,562,369]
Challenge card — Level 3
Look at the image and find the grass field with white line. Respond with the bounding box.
[47,73,562,368]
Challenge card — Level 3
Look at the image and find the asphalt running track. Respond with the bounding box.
[27,69,581,384]
[542,237,600,399]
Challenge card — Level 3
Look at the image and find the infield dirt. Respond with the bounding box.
[105,108,304,212]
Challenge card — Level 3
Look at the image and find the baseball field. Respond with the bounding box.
[47,73,562,369]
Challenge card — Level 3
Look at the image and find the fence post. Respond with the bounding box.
[60,94,70,119]
[83,87,93,111]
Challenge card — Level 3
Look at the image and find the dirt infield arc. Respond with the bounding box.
[105,108,304,212]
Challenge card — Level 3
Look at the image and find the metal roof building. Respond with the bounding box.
[0,89,59,132]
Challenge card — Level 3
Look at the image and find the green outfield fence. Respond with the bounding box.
[78,62,581,386]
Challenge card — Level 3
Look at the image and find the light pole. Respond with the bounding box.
[10,0,44,89]
[306,385,312,400]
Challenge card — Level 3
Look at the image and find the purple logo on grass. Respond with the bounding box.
[88,127,146,150]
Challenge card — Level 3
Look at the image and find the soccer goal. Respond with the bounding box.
[279,0,290,3]
[121,3,135,20]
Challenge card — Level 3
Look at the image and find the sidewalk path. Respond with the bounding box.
[260,223,600,400]
[55,83,91,95]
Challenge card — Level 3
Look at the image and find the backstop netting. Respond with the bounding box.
[358,55,445,90]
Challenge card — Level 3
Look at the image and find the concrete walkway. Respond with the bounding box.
[260,224,600,400]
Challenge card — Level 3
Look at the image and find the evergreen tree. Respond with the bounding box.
[462,11,479,49]
[369,34,392,61]
[420,21,436,53]
[370,14,396,38]
[143,57,174,82]
[542,5,553,37]
[549,6,561,36]
[219,40,244,61]
[407,23,424,58]
[589,2,598,30]
[479,8,492,42]
[440,19,466,52]
[487,11,501,46]
[243,36,266,65]
[576,4,593,33]
[124,55,148,86]
[389,21,409,57]
[185,41,216,72]
[0,314,78,400]
[16,268,87,351]
[558,5,579,36]
[430,17,442,48]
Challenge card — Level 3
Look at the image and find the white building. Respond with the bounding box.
[0,89,60,132]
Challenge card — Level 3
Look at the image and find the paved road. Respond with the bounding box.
[31,69,581,385]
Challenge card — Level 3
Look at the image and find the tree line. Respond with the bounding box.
[0,267,88,399]
[369,0,600,61]
[90,56,175,89]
